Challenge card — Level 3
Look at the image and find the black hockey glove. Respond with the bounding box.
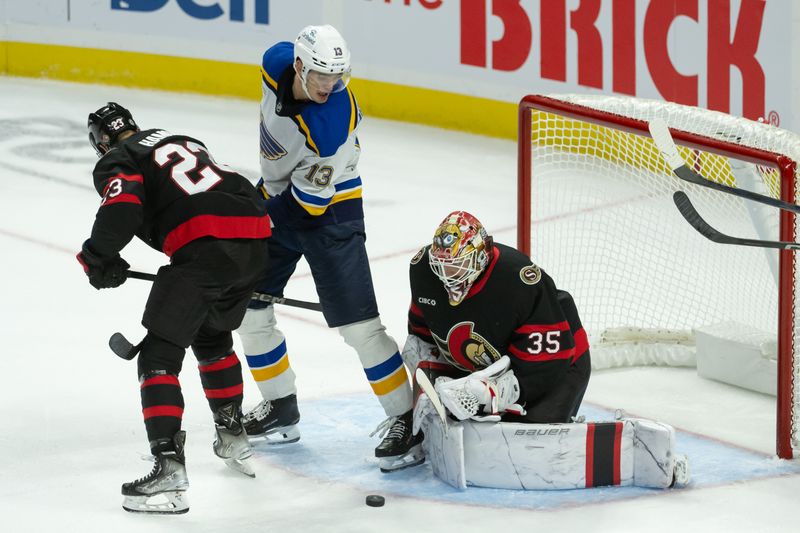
[76,240,130,290]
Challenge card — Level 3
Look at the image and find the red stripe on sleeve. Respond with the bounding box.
[143,405,184,419]
[162,215,271,256]
[409,302,423,317]
[198,353,239,373]
[410,324,432,337]
[585,423,595,487]
[114,173,144,183]
[572,327,589,363]
[141,375,180,388]
[514,321,570,335]
[204,383,244,399]
[102,193,142,207]
[613,421,623,486]
[417,361,455,372]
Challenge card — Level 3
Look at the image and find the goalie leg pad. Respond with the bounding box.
[629,417,689,488]
[421,416,688,490]
[401,334,441,373]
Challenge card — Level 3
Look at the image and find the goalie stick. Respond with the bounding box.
[415,368,449,436]
[673,191,800,250]
[648,118,800,215]
[127,270,323,312]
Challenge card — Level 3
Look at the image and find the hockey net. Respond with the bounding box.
[518,94,800,458]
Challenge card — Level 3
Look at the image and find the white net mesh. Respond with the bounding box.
[521,94,800,455]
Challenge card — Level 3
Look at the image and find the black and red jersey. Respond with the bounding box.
[88,129,270,258]
[408,242,589,406]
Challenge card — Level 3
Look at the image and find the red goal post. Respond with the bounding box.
[517,94,799,458]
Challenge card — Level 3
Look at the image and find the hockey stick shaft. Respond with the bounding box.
[673,191,800,250]
[648,119,800,215]
[414,368,449,436]
[127,270,323,312]
[127,270,156,282]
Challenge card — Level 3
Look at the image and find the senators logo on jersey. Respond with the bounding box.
[432,321,502,372]
[410,247,425,265]
[520,264,542,285]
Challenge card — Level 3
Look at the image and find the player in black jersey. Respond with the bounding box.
[76,103,271,514]
[404,211,590,424]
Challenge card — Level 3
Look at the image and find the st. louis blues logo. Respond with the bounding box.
[260,115,287,161]
[432,321,501,372]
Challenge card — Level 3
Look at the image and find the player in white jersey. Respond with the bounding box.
[236,25,421,473]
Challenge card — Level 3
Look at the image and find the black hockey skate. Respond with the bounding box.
[213,402,256,478]
[122,431,189,514]
[372,409,425,473]
[242,394,301,444]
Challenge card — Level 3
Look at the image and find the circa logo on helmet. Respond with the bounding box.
[432,321,501,372]
[520,264,542,285]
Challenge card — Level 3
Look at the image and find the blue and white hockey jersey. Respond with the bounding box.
[259,42,363,228]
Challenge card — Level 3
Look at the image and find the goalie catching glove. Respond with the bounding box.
[434,356,526,421]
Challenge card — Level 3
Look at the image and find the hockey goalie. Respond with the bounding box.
[403,211,690,490]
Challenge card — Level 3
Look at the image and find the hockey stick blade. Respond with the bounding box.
[109,332,142,360]
[674,191,800,250]
[415,368,449,436]
[126,270,323,312]
[648,119,800,215]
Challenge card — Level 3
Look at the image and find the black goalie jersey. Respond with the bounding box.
[89,129,270,258]
[408,242,590,411]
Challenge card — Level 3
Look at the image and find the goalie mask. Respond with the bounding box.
[294,25,351,103]
[429,211,492,306]
[88,102,139,157]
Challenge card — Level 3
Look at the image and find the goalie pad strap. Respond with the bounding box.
[586,422,623,487]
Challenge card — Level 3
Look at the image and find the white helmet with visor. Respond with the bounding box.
[294,25,351,101]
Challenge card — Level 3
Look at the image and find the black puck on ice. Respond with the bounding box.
[365,494,385,507]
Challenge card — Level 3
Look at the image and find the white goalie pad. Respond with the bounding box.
[401,334,440,372]
[417,411,686,490]
[420,408,466,489]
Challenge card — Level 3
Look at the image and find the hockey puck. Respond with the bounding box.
[365,494,385,507]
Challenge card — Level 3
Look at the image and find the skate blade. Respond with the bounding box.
[250,424,301,445]
[379,443,425,473]
[225,457,256,478]
[122,491,189,514]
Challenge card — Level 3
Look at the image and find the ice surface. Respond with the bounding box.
[0,77,798,532]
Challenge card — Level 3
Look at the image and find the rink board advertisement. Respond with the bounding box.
[1,0,797,138]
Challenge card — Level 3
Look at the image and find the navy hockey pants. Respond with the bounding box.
[248,219,380,328]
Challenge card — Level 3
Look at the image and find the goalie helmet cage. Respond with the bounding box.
[517,94,800,459]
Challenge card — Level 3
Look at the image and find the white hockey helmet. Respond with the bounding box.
[294,25,351,99]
